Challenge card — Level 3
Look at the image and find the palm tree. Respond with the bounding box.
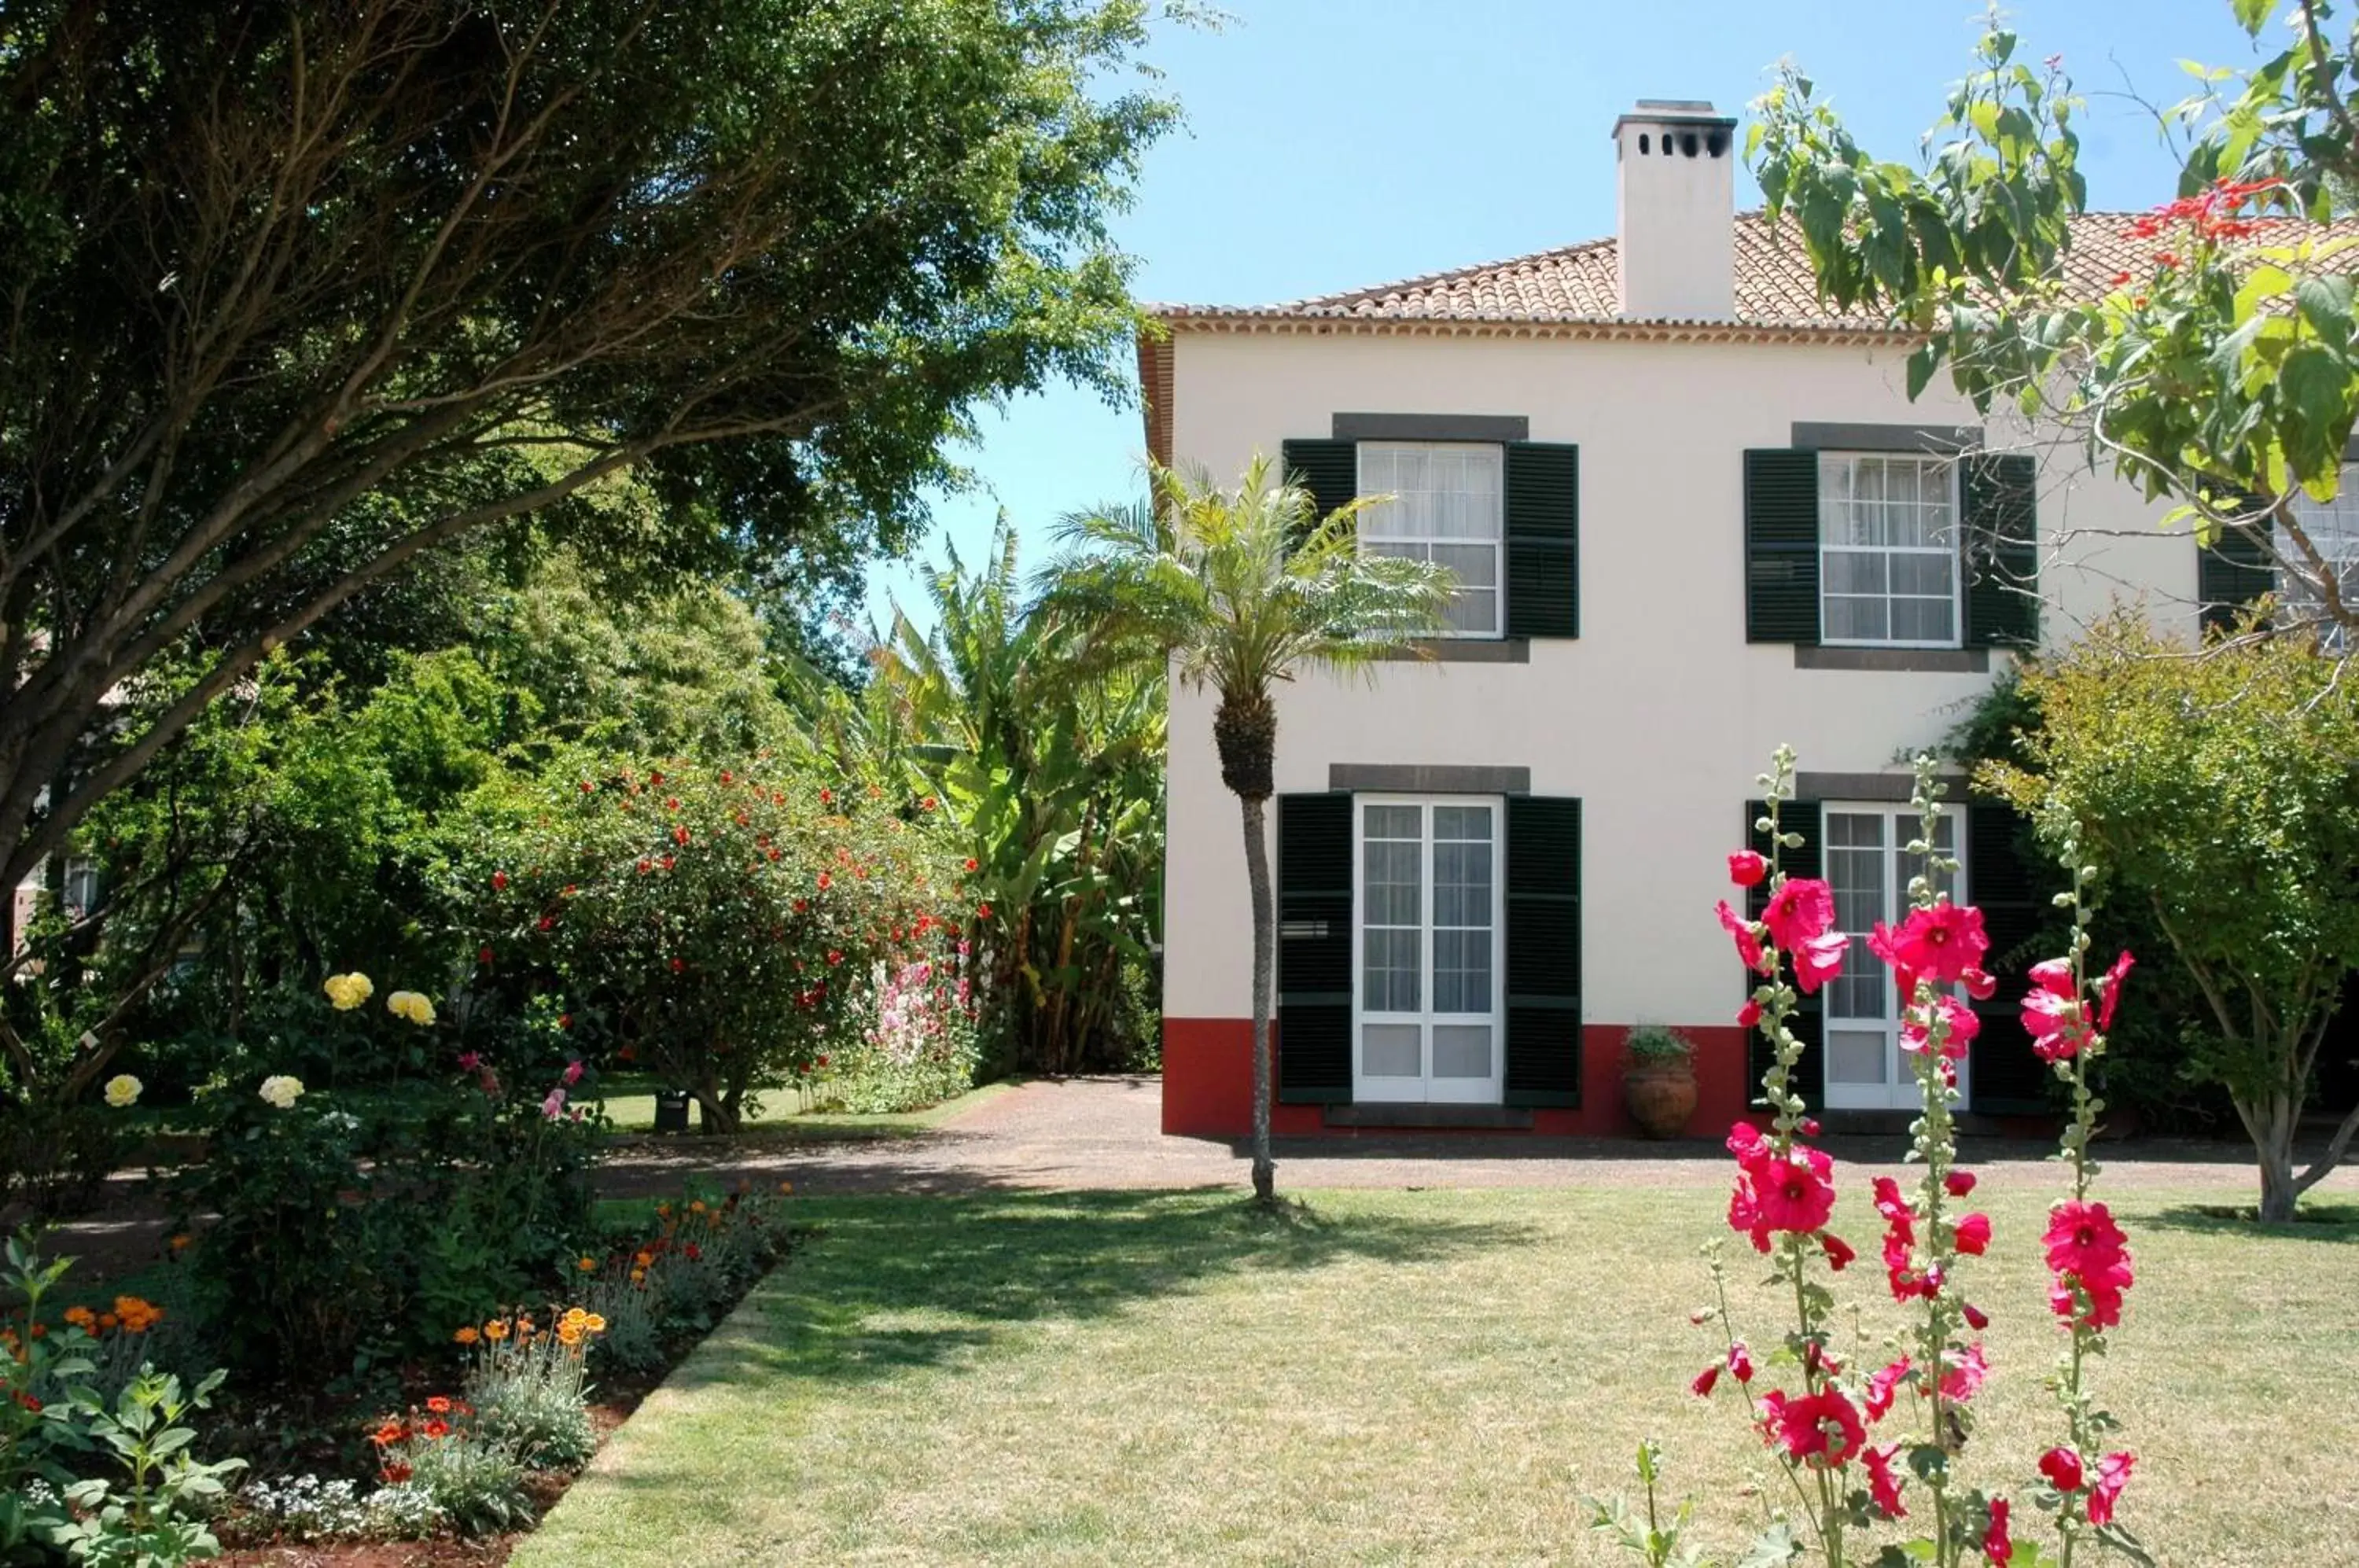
[1047,455,1450,1202]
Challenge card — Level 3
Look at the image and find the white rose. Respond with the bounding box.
[258,1074,306,1110]
[103,1073,142,1108]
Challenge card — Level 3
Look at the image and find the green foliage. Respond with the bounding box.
[385,1425,533,1540]
[1584,1440,1712,1567]
[853,522,1166,1074]
[1748,6,2359,627]
[463,1330,598,1473]
[472,753,973,1131]
[1624,1026,1696,1066]
[1978,612,2359,1213]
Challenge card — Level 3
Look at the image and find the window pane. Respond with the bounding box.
[1828,1029,1889,1084]
[1362,1023,1421,1078]
[1824,553,1889,594]
[1432,929,1491,1013]
[1827,812,1886,1023]
[1820,455,1960,646]
[1824,595,1888,642]
[1431,1024,1492,1078]
[1442,587,1496,635]
[1430,543,1496,588]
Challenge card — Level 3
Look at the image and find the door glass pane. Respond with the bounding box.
[1897,812,1959,909]
[1828,1029,1889,1084]
[1825,812,1886,1022]
[1431,1024,1492,1078]
[1430,806,1492,1014]
[1362,1023,1421,1078]
[1363,804,1422,1013]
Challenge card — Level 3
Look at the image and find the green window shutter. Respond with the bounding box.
[1743,798,1825,1110]
[1745,449,1820,644]
[1504,442,1579,639]
[1279,439,1358,543]
[1964,797,2061,1115]
[2198,509,2276,636]
[1504,796,1581,1107]
[1276,793,1353,1103]
[1963,453,2040,648]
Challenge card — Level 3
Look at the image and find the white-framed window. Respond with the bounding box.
[1352,796,1503,1104]
[1822,803,1970,1110]
[61,856,98,922]
[1358,442,1503,638]
[1819,453,1962,647]
[2283,470,2359,649]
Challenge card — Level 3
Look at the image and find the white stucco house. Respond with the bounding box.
[1142,99,2304,1139]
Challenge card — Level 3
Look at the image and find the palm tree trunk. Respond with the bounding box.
[1240,792,1275,1202]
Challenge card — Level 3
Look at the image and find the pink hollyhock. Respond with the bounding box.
[1717,900,1767,971]
[1691,1364,1720,1397]
[1793,929,1848,995]
[1864,1356,1912,1420]
[1743,1144,1838,1235]
[2028,956,2075,995]
[2023,985,2089,1062]
[1821,1232,1856,1270]
[1726,1342,1754,1383]
[1945,1170,1978,1198]
[1883,901,1990,984]
[1962,965,1998,1001]
[2088,1452,2133,1526]
[1939,1342,1989,1403]
[562,1059,585,1086]
[1867,922,1919,1000]
[1901,993,1980,1058]
[1872,1176,1912,1224]
[1762,877,1836,951]
[1954,1213,1992,1256]
[2044,1202,2132,1282]
[1737,998,1762,1029]
[2097,950,2136,1031]
[2039,1447,2085,1493]
[1765,1387,1866,1467]
[1863,1441,1907,1518]
[1984,1498,2012,1566]
[1728,849,1768,887]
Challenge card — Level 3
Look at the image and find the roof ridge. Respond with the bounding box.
[1283,234,1617,310]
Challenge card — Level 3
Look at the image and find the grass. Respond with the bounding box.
[592,1077,1015,1141]
[516,1184,2359,1568]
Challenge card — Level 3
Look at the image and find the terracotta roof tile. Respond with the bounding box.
[1151,211,2359,330]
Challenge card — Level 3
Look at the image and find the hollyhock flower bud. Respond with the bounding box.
[1945,1170,1977,1198]
[1690,1363,1720,1397]
[2039,1447,2085,1493]
[1962,1300,1989,1331]
[1954,1213,1992,1255]
[1983,1498,2011,1566]
[1800,1117,1820,1137]
[1727,849,1768,887]
[1725,1342,1754,1382]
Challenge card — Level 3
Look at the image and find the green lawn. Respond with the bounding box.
[516,1184,2359,1567]
[593,1077,1014,1140]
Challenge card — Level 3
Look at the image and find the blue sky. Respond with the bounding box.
[860,0,2269,635]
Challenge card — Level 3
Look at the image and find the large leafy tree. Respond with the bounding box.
[0,0,1174,977]
[1982,613,2359,1220]
[1749,2,2359,637]
[1047,458,1448,1203]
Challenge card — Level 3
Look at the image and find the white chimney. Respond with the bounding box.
[1612,100,1737,321]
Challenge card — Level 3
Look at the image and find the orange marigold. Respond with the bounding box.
[576,1256,598,1273]
[583,1312,608,1334]
[454,1326,480,1345]
[484,1320,510,1342]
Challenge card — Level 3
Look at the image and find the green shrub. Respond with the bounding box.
[462,1313,599,1472]
[1624,1025,1695,1066]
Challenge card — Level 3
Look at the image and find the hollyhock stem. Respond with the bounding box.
[2046,828,2114,1566]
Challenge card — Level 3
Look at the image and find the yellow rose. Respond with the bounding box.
[103,1073,142,1108]
[258,1074,306,1110]
[386,990,436,1026]
[322,972,374,1010]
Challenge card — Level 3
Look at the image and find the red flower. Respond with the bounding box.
[2109,270,2133,286]
[1962,1300,1989,1331]
[1881,903,1989,984]
[559,1013,572,1029]
[1726,1341,1754,1382]
[2096,950,2135,1031]
[1736,999,1762,1029]
[793,898,808,913]
[2155,250,2181,268]
[1716,900,1766,972]
[579,779,594,793]
[819,788,834,805]
[1962,965,1997,1001]
[491,870,509,892]
[2022,986,2088,1062]
[817,871,833,891]
[2044,1201,2130,1281]
[2039,1447,2085,1493]
[1731,1137,1836,1238]
[963,857,980,873]
[1820,1232,1856,1270]
[922,795,939,812]
[1945,1170,1977,1198]
[661,854,675,870]
[1761,877,1835,951]
[478,946,495,966]
[421,1417,451,1439]
[826,949,844,966]
[1901,993,1979,1058]
[2088,1452,2133,1525]
[670,957,686,973]
[1763,1387,1865,1467]
[673,825,690,846]
[665,797,680,812]
[1864,1356,1912,1420]
[1864,1442,1906,1518]
[1793,929,1847,996]
[1953,1213,1992,1256]
[1690,1363,1720,1397]
[537,915,555,932]
[1939,1342,1989,1403]
[977,903,993,919]
[637,858,652,874]
[1983,1498,2011,1566]
[1727,849,1768,887]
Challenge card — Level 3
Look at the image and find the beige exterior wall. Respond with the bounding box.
[1161,326,2201,1024]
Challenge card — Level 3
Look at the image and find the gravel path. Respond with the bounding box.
[597,1074,2359,1200]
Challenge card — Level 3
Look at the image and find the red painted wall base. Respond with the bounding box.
[1161,1018,1753,1139]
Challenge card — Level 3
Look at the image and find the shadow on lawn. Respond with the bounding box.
[2143,1199,2359,1243]
[670,1188,1536,1391]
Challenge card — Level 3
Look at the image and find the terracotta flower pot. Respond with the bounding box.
[1624,1062,1698,1139]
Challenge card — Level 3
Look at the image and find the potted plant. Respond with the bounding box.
[1621,1025,1698,1140]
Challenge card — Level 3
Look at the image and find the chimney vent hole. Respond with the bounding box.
[1680,131,1700,157]
[1638,133,1650,154]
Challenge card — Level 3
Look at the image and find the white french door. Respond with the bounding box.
[1352,796,1504,1104]
[1822,804,1971,1110]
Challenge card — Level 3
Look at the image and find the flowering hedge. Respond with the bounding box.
[475,757,977,1130]
[1600,748,2147,1568]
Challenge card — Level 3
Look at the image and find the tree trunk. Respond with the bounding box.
[2243,1090,2301,1222]
[1240,792,1275,1204]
